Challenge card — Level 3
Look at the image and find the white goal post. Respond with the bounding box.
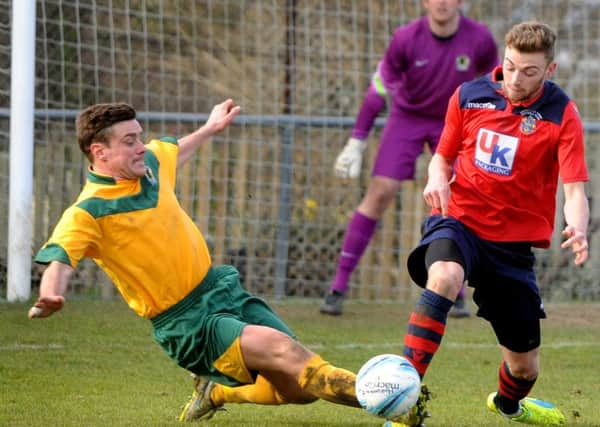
[7,0,35,301]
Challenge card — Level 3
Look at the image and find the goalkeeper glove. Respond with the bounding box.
[334,137,366,179]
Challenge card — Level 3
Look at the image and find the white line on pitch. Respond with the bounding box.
[0,343,64,351]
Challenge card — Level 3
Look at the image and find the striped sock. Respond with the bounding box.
[494,361,536,415]
[402,289,453,377]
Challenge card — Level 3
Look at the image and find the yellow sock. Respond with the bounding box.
[297,354,360,407]
[211,375,289,406]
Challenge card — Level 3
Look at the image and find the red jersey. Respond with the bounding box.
[436,67,588,247]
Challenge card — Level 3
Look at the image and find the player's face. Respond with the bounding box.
[423,0,463,25]
[92,119,147,180]
[502,47,556,104]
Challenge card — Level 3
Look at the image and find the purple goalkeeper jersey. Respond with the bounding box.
[380,14,498,119]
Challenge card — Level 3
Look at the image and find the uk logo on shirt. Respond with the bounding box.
[474,128,519,176]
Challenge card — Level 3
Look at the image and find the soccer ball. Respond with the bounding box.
[355,354,421,419]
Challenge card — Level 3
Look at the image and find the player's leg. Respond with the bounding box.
[486,306,541,417]
[487,347,565,424]
[403,237,465,376]
[482,282,565,424]
[393,219,475,427]
[233,281,358,406]
[157,266,295,420]
[177,322,301,422]
[320,176,401,316]
[488,345,539,417]
[179,267,359,421]
[321,111,423,316]
[239,324,359,407]
[182,329,318,420]
[185,325,359,419]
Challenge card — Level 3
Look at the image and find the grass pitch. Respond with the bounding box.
[1,297,599,426]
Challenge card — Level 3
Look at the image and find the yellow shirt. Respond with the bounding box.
[35,138,212,318]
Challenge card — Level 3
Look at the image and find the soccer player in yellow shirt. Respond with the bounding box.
[28,99,360,421]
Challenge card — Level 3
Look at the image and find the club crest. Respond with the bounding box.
[519,109,542,135]
[456,55,471,71]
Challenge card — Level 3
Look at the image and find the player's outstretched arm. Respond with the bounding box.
[561,181,589,266]
[177,99,241,167]
[28,261,74,319]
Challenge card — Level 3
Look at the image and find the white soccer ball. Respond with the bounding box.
[355,354,421,419]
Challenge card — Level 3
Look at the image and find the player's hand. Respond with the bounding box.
[205,99,241,134]
[423,177,451,217]
[560,225,588,266]
[334,138,366,178]
[28,295,65,319]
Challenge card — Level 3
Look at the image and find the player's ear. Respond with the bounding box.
[545,62,557,79]
[90,142,108,162]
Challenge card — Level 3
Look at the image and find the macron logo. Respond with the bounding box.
[466,102,496,109]
[474,128,519,176]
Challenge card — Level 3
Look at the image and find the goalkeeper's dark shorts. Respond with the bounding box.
[407,214,546,353]
[151,265,296,386]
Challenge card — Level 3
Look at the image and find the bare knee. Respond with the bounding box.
[426,261,464,300]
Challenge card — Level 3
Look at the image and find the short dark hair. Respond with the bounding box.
[505,21,556,63]
[76,102,136,161]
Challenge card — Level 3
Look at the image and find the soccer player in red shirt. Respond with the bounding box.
[397,22,589,426]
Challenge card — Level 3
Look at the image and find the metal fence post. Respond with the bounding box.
[274,124,294,299]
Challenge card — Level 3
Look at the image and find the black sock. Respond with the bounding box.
[494,392,520,415]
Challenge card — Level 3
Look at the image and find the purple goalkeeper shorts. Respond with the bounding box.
[372,108,443,180]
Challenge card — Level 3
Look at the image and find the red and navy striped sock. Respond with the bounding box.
[494,361,536,415]
[402,289,453,377]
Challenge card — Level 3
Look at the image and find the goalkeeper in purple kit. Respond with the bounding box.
[321,0,498,317]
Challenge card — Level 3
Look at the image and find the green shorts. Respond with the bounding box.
[151,265,295,386]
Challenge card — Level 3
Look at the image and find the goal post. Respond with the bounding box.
[7,0,35,302]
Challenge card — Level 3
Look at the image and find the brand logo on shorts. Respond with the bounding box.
[475,128,519,176]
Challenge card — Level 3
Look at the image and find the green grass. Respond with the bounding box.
[1,298,599,426]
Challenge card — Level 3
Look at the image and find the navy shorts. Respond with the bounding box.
[407,215,546,352]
